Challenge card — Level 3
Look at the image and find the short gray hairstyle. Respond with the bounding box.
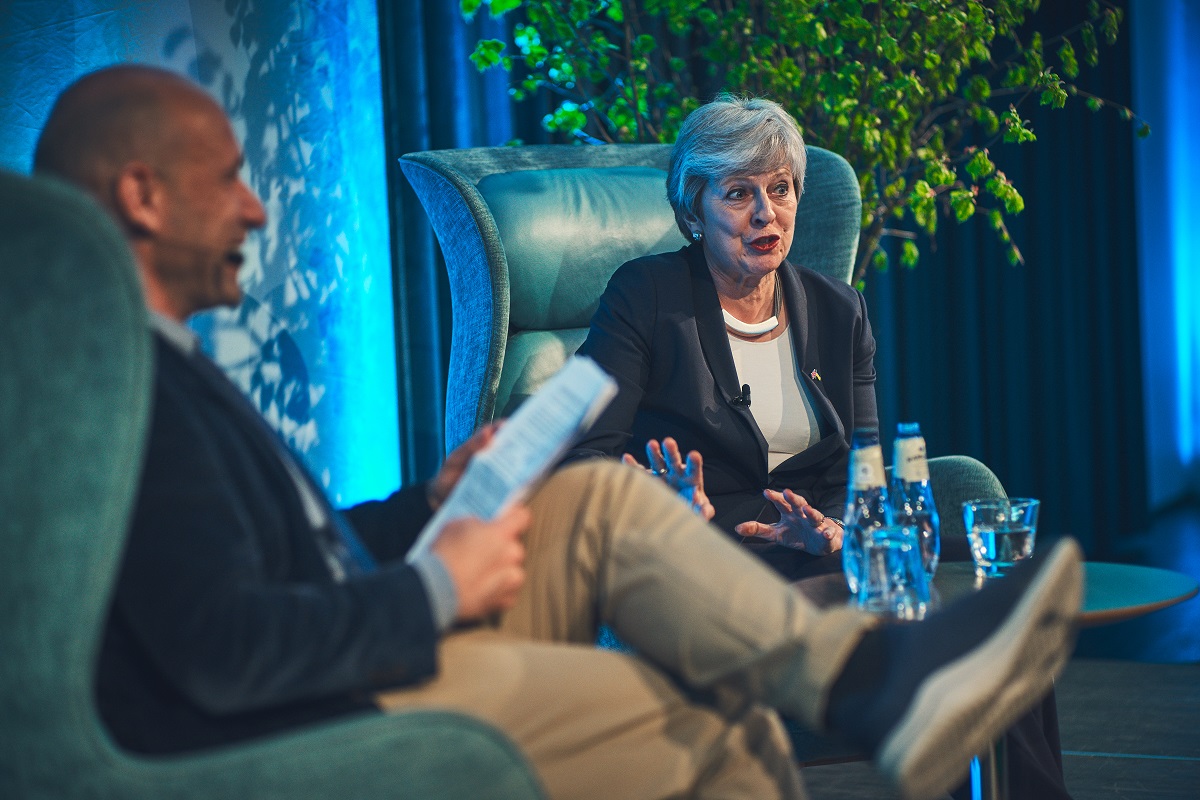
[666,94,807,238]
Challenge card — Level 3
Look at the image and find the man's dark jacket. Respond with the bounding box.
[97,335,437,754]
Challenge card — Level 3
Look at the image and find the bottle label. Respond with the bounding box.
[895,437,930,482]
[850,444,886,489]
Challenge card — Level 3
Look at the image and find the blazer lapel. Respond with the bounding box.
[688,245,740,399]
[755,264,849,478]
[687,244,769,476]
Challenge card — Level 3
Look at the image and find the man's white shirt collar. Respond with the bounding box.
[149,312,199,356]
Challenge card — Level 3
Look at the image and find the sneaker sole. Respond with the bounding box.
[878,538,1083,800]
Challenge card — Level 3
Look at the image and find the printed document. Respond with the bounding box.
[406,356,617,561]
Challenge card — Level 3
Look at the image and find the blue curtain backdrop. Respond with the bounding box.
[863,1,1146,554]
[1132,0,1200,510]
[376,0,519,482]
[0,0,400,506]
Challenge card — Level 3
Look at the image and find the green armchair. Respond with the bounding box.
[0,170,543,800]
[399,144,1010,770]
[399,144,1007,535]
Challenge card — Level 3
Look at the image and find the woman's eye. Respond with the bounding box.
[727,188,746,200]
[773,183,790,196]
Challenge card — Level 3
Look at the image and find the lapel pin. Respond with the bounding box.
[810,369,821,381]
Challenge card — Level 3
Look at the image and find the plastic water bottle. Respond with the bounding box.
[890,422,941,578]
[843,428,892,595]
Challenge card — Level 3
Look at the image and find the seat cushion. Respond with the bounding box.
[495,328,591,417]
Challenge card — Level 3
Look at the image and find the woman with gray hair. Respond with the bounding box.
[573,93,875,572]
[572,94,1074,800]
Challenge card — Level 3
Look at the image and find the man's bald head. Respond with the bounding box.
[34,65,266,321]
[34,65,219,210]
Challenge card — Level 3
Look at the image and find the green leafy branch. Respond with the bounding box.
[463,0,1149,285]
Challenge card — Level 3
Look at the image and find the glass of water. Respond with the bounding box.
[856,525,931,620]
[962,498,1040,579]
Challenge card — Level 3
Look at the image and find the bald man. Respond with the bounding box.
[34,65,1083,800]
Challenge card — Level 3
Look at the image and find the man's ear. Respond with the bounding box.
[112,162,165,235]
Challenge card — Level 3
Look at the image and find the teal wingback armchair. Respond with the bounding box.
[0,170,543,799]
[399,143,1008,769]
[398,144,1006,535]
[399,143,862,454]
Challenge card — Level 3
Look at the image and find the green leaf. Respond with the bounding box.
[881,35,901,63]
[1003,65,1028,88]
[1082,23,1099,66]
[973,105,999,134]
[1001,107,1036,144]
[1059,40,1079,79]
[925,159,956,187]
[468,39,506,71]
[966,149,995,180]
[964,75,990,102]
[488,0,522,17]
[542,101,588,136]
[1040,82,1067,109]
[950,189,975,222]
[901,240,919,268]
[461,0,483,19]
[1102,10,1120,45]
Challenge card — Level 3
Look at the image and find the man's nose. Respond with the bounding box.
[241,182,267,229]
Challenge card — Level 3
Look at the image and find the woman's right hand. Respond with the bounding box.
[623,437,715,521]
[734,489,843,555]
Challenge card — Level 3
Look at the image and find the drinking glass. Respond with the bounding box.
[856,525,930,620]
[962,498,1040,579]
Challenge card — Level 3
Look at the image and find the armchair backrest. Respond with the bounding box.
[0,170,544,800]
[0,170,154,786]
[400,144,861,452]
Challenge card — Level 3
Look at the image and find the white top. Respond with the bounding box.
[727,325,822,471]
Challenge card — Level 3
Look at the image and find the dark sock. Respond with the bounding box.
[824,627,888,744]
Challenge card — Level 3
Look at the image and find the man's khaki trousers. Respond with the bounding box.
[377,461,875,799]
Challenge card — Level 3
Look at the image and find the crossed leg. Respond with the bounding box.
[378,460,1081,800]
[378,630,804,799]
[502,459,875,726]
[379,460,876,798]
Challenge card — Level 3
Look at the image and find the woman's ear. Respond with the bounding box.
[112,161,165,236]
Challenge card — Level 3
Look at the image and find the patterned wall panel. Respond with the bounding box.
[0,0,401,505]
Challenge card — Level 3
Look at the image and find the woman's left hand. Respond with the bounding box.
[734,489,843,555]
